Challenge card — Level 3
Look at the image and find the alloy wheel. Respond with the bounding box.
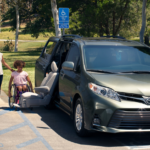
[75,103,83,131]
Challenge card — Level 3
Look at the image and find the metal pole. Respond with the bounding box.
[63,28,65,35]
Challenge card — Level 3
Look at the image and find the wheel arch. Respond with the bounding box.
[71,93,82,119]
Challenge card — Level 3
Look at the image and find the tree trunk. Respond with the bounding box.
[113,11,115,36]
[95,0,97,8]
[14,3,19,52]
[114,0,129,35]
[105,19,110,36]
[140,0,147,43]
[51,0,61,36]
[99,23,103,36]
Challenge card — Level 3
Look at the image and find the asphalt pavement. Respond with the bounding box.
[0,90,150,150]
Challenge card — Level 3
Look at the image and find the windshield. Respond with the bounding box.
[83,45,150,73]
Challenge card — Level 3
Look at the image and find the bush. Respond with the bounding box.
[3,37,14,51]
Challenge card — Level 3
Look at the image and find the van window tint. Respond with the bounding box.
[46,42,57,54]
[41,41,56,58]
[83,45,150,72]
[66,44,80,68]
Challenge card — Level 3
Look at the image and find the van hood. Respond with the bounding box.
[89,73,150,96]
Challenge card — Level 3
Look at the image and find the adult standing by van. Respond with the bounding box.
[0,53,14,91]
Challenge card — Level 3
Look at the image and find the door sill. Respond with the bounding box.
[55,101,70,116]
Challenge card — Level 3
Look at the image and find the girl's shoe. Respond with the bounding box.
[13,103,20,108]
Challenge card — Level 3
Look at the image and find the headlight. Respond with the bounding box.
[88,83,120,102]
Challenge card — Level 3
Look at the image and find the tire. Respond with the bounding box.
[74,98,88,137]
[8,84,17,108]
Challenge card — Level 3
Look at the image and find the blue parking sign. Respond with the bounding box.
[59,24,69,28]
[59,8,69,28]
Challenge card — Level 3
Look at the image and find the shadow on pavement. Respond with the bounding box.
[23,106,150,148]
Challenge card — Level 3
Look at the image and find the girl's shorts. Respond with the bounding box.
[16,84,27,87]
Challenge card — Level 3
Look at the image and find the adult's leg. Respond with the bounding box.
[0,75,3,94]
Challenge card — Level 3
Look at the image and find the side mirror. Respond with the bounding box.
[62,61,74,71]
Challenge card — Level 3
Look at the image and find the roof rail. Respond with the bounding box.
[100,36,125,39]
[61,34,82,38]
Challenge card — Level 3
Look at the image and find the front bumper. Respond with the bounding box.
[91,126,150,133]
[83,91,150,132]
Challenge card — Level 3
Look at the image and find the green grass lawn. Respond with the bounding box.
[0,25,55,40]
[129,37,140,42]
[0,41,46,95]
[0,41,46,51]
[0,30,53,40]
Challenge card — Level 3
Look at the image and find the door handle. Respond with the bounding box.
[60,71,65,78]
[60,72,64,76]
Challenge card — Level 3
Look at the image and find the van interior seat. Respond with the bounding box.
[20,61,59,108]
[61,43,70,65]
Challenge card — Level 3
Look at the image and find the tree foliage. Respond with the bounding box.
[65,0,142,37]
[1,0,147,38]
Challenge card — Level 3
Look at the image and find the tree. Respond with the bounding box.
[65,0,137,37]
[5,0,143,39]
[14,0,19,52]
[4,0,31,52]
[22,0,54,38]
[5,0,21,52]
[6,0,20,52]
[51,0,61,36]
[140,0,147,43]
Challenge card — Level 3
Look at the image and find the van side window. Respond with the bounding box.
[66,44,80,69]
[41,41,57,58]
[47,42,57,54]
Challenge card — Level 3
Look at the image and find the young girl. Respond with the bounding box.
[8,60,33,103]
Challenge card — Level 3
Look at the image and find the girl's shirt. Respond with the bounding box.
[11,71,28,85]
[0,53,3,75]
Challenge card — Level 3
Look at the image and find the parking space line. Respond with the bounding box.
[0,108,53,150]
[17,110,53,150]
[16,137,40,149]
[0,122,26,135]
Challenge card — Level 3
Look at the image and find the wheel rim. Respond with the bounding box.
[75,104,83,131]
[9,96,14,107]
[9,85,16,107]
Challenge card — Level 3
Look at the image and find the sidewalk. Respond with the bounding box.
[0,90,9,103]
